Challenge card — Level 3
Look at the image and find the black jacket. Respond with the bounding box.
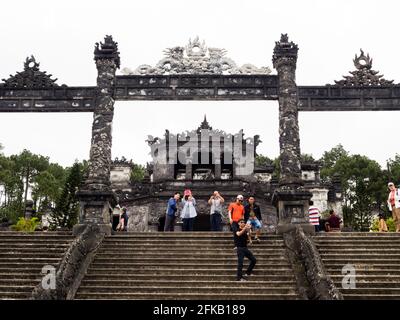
[244,203,262,221]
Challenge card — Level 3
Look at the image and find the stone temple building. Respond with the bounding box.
[110,116,342,232]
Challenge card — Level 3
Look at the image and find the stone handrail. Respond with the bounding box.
[31,225,107,300]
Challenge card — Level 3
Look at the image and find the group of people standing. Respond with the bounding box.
[164,191,262,281]
[308,181,400,233]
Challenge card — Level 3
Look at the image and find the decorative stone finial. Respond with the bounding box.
[272,34,299,68]
[334,49,393,86]
[94,35,120,69]
[197,115,212,133]
[1,55,63,88]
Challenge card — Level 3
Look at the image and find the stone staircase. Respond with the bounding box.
[0,231,74,299]
[314,232,400,300]
[75,232,300,300]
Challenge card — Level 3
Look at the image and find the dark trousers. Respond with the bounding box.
[231,221,239,233]
[314,225,320,232]
[182,217,195,231]
[164,215,175,231]
[210,213,222,231]
[112,215,120,231]
[236,247,256,280]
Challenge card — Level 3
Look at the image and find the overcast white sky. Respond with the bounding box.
[0,0,399,168]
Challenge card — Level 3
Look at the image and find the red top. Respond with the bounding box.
[228,202,245,222]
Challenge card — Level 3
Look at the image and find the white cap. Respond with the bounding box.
[237,195,244,200]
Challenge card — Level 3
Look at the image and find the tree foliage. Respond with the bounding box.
[50,162,86,230]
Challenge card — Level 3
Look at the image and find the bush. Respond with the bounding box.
[11,217,40,233]
[370,216,396,232]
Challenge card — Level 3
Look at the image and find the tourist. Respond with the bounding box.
[228,195,245,233]
[325,209,342,232]
[308,200,322,232]
[116,207,129,232]
[111,204,121,231]
[244,196,262,243]
[387,182,400,232]
[378,213,388,232]
[234,219,257,281]
[208,191,225,231]
[164,192,181,232]
[181,189,197,231]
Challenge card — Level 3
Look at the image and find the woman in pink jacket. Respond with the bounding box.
[387,182,400,232]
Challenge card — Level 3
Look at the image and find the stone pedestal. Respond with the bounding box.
[272,189,314,235]
[24,200,34,219]
[73,189,116,236]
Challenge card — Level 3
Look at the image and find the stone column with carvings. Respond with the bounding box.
[73,36,120,235]
[271,34,313,234]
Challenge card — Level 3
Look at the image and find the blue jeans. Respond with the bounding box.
[210,213,222,231]
[182,217,195,231]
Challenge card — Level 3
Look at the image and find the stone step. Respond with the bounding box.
[76,285,297,294]
[102,242,283,247]
[96,249,286,256]
[330,275,400,281]
[0,239,73,244]
[320,253,400,258]
[0,231,72,235]
[0,252,62,264]
[0,257,61,262]
[315,245,400,249]
[0,253,65,258]
[318,249,400,253]
[100,244,284,250]
[326,269,400,275]
[0,285,35,293]
[321,258,400,263]
[80,279,296,287]
[0,279,39,286]
[82,274,296,281]
[324,263,400,270]
[314,233,400,237]
[92,257,288,263]
[313,239,399,244]
[341,294,400,300]
[86,268,293,275]
[0,232,75,241]
[336,288,400,294]
[108,232,282,236]
[74,292,299,300]
[0,273,41,280]
[332,281,400,288]
[0,291,31,299]
[90,262,290,269]
[0,262,60,269]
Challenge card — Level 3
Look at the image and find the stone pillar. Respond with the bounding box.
[73,35,120,236]
[215,160,222,179]
[185,158,192,180]
[271,34,313,234]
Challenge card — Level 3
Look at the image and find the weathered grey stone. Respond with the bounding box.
[31,224,107,300]
[282,225,343,300]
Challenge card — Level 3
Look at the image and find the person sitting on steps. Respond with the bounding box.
[244,196,262,243]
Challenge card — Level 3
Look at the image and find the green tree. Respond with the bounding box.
[50,162,84,230]
[319,145,385,231]
[301,153,316,163]
[11,150,49,212]
[386,154,400,185]
[255,154,280,179]
[130,163,146,183]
